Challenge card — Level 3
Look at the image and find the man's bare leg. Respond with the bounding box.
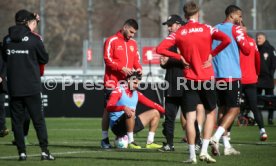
[138,109,161,148]
[101,109,111,148]
[197,108,217,163]
[185,111,197,160]
[196,104,205,134]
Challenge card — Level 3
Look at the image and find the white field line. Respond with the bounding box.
[0,141,101,145]
[0,150,100,159]
[34,129,102,131]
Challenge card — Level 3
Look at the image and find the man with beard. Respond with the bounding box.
[101,19,142,148]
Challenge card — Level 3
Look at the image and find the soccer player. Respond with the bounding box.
[239,21,268,141]
[101,19,142,148]
[157,1,230,164]
[211,5,251,156]
[106,72,165,149]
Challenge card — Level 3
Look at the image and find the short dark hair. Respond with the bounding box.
[127,71,142,81]
[225,5,242,17]
[183,1,199,18]
[256,32,266,38]
[124,19,138,30]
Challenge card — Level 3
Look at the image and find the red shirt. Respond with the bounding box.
[32,32,45,76]
[240,35,260,84]
[156,19,230,81]
[106,86,165,114]
[104,31,142,88]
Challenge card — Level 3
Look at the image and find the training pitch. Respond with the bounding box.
[0,118,275,166]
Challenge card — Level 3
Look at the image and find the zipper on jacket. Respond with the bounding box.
[124,42,128,67]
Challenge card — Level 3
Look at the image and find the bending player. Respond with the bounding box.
[106,72,165,149]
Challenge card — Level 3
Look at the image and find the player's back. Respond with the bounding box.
[174,20,214,81]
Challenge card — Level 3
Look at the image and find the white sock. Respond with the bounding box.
[213,126,225,141]
[147,132,155,144]
[227,132,231,137]
[223,136,231,148]
[127,132,134,144]
[201,139,210,154]
[189,144,196,159]
[102,131,108,139]
[260,128,266,134]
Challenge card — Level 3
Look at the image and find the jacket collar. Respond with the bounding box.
[116,30,126,40]
[258,40,271,50]
[188,19,197,23]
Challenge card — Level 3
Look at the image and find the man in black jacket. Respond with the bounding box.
[0,42,8,137]
[2,9,54,161]
[256,32,276,125]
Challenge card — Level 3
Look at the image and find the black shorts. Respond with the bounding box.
[182,80,217,113]
[216,80,241,107]
[111,114,144,137]
[104,88,113,108]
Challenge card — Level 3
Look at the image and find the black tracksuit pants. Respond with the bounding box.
[10,93,48,154]
[12,110,31,137]
[242,84,264,129]
[163,97,200,146]
[257,87,274,123]
[0,93,6,130]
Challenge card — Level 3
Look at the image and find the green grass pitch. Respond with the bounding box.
[0,118,275,166]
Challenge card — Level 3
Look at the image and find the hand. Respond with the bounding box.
[124,106,135,118]
[122,67,133,76]
[136,68,142,75]
[180,56,190,69]
[34,13,40,22]
[202,54,212,68]
[0,77,2,83]
[160,56,169,65]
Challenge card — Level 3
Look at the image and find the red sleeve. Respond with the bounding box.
[39,64,45,76]
[32,31,46,75]
[156,33,182,60]
[254,44,261,75]
[133,44,142,70]
[106,88,125,112]
[137,92,165,113]
[103,38,123,71]
[31,32,43,41]
[210,28,231,56]
[232,25,251,55]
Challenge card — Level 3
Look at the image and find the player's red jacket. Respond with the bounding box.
[240,34,260,84]
[104,31,142,88]
[106,86,165,114]
[156,19,231,81]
